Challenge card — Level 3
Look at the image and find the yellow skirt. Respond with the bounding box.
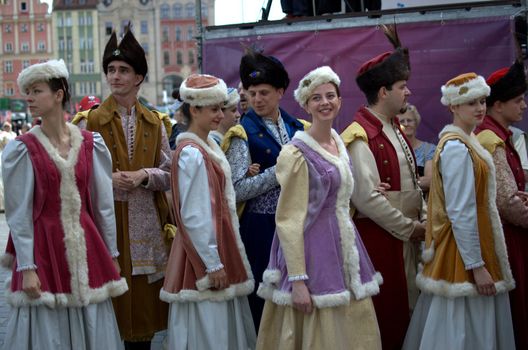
[256,297,381,350]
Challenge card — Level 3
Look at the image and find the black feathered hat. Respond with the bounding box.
[356,24,410,95]
[103,24,147,82]
[239,47,289,90]
[486,61,527,107]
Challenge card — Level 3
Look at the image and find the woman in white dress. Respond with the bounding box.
[403,73,516,350]
[160,74,256,349]
[1,60,127,350]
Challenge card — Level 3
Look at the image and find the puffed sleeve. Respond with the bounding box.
[90,132,119,257]
[440,140,484,269]
[225,137,279,202]
[275,144,309,280]
[348,139,415,240]
[143,125,171,192]
[178,146,223,272]
[2,140,36,271]
[493,145,528,228]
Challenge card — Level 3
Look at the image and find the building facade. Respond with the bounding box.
[0,0,52,102]
[53,0,102,111]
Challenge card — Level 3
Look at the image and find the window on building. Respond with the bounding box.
[22,60,30,69]
[21,42,30,52]
[5,24,12,33]
[37,41,45,51]
[80,59,86,73]
[5,85,14,96]
[86,15,93,26]
[164,51,170,66]
[79,15,85,26]
[87,37,93,49]
[162,26,169,42]
[79,0,86,4]
[161,4,170,19]
[201,3,208,17]
[65,0,72,5]
[66,37,73,50]
[57,16,63,27]
[176,51,182,65]
[185,2,194,18]
[89,82,96,94]
[79,38,85,49]
[142,43,149,55]
[141,20,148,34]
[20,2,27,11]
[37,23,44,32]
[188,50,195,65]
[65,15,72,27]
[58,37,65,50]
[175,26,181,41]
[87,60,94,73]
[4,61,13,73]
[172,3,182,18]
[187,26,193,40]
[5,43,13,52]
[105,22,113,35]
[21,23,28,32]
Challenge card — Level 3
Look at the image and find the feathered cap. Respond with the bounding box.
[294,66,341,107]
[486,32,527,106]
[239,47,289,90]
[17,59,69,93]
[103,24,147,80]
[441,72,490,106]
[356,24,410,95]
[179,74,228,107]
[224,87,240,109]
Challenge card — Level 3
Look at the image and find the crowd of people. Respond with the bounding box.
[0,22,527,350]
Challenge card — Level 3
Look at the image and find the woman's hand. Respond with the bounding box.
[246,163,260,177]
[208,268,228,290]
[292,280,313,314]
[22,270,41,299]
[473,266,496,296]
[112,258,121,274]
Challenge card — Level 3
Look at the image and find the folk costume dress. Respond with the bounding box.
[403,125,516,350]
[476,116,528,350]
[256,130,383,350]
[224,108,304,328]
[161,132,256,350]
[1,124,128,350]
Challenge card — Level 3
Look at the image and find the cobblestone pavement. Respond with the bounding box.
[0,213,166,349]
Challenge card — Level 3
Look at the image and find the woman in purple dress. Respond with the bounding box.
[256,66,383,349]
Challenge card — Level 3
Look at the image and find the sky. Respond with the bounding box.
[40,0,285,24]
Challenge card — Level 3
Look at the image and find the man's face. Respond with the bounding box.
[106,60,143,97]
[499,94,527,124]
[247,84,283,119]
[384,80,411,115]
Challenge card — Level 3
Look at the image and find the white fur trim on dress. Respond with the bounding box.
[294,66,341,107]
[17,59,69,93]
[416,125,515,298]
[180,75,228,107]
[5,277,128,307]
[8,124,129,308]
[168,132,255,302]
[160,279,254,303]
[440,75,490,106]
[257,130,381,307]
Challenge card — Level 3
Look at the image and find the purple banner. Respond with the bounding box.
[204,17,527,142]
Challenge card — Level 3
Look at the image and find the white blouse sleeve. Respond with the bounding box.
[178,145,223,272]
[440,140,484,270]
[90,132,119,257]
[2,140,36,271]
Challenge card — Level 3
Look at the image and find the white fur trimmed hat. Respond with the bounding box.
[440,72,490,106]
[180,74,228,107]
[294,66,341,106]
[17,59,69,93]
[224,87,240,109]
